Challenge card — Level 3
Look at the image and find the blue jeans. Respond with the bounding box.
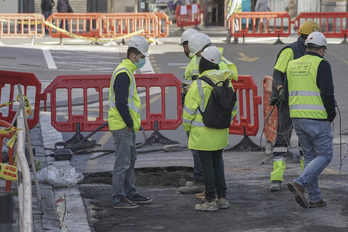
[44,11,52,33]
[292,119,333,202]
[186,132,204,183]
[198,149,226,201]
[111,128,138,203]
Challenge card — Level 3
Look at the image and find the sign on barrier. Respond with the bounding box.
[175,4,202,29]
[228,12,291,42]
[230,75,262,137]
[262,75,277,144]
[0,13,45,39]
[43,73,183,132]
[0,71,44,130]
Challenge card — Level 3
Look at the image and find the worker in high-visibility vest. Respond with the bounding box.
[224,0,242,44]
[183,46,238,211]
[179,32,238,198]
[287,32,336,208]
[108,35,152,209]
[269,21,321,192]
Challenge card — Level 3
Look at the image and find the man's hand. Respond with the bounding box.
[278,87,284,100]
[183,85,190,94]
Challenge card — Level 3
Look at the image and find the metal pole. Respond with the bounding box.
[17,85,42,208]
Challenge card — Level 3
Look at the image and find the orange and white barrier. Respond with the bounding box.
[0,13,44,39]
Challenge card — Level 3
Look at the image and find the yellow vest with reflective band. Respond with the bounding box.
[184,47,238,85]
[183,70,238,151]
[108,59,141,132]
[287,54,327,120]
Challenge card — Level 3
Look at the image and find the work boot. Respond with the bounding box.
[231,38,238,44]
[195,191,205,199]
[179,180,205,194]
[195,199,218,211]
[217,197,230,209]
[309,199,327,208]
[287,181,308,208]
[222,35,231,44]
[269,180,282,191]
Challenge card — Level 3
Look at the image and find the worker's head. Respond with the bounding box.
[188,33,211,57]
[127,36,149,68]
[180,28,198,58]
[199,46,221,74]
[298,20,321,40]
[305,31,327,57]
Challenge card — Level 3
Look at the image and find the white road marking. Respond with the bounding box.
[41,47,57,69]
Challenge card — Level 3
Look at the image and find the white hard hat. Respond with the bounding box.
[188,33,211,56]
[180,28,198,45]
[201,46,221,64]
[305,31,327,48]
[128,35,149,57]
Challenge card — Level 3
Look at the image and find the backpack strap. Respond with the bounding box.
[198,76,215,87]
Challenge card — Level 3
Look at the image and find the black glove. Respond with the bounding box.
[278,87,284,101]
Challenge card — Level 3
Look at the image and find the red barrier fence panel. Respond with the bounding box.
[228,12,291,39]
[134,73,183,131]
[229,75,262,137]
[43,73,183,132]
[0,119,15,192]
[175,4,203,29]
[293,12,348,40]
[46,13,102,39]
[262,75,277,144]
[0,71,44,130]
[0,13,45,39]
[43,74,110,132]
[98,13,158,39]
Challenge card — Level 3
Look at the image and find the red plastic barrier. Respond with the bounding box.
[293,12,348,42]
[229,75,262,136]
[262,75,277,144]
[175,4,203,29]
[228,12,291,41]
[0,71,45,130]
[43,73,183,132]
[0,119,15,192]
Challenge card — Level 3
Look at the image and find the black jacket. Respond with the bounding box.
[41,0,55,13]
[57,0,73,13]
[270,36,306,105]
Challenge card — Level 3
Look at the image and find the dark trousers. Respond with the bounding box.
[44,11,52,34]
[198,149,226,201]
[273,100,293,159]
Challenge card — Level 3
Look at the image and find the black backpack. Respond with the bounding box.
[198,76,237,129]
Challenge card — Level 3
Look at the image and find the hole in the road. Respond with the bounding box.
[82,166,193,187]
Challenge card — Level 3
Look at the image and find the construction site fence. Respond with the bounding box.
[0,12,172,40]
[0,13,45,39]
[227,11,348,43]
[45,12,171,39]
